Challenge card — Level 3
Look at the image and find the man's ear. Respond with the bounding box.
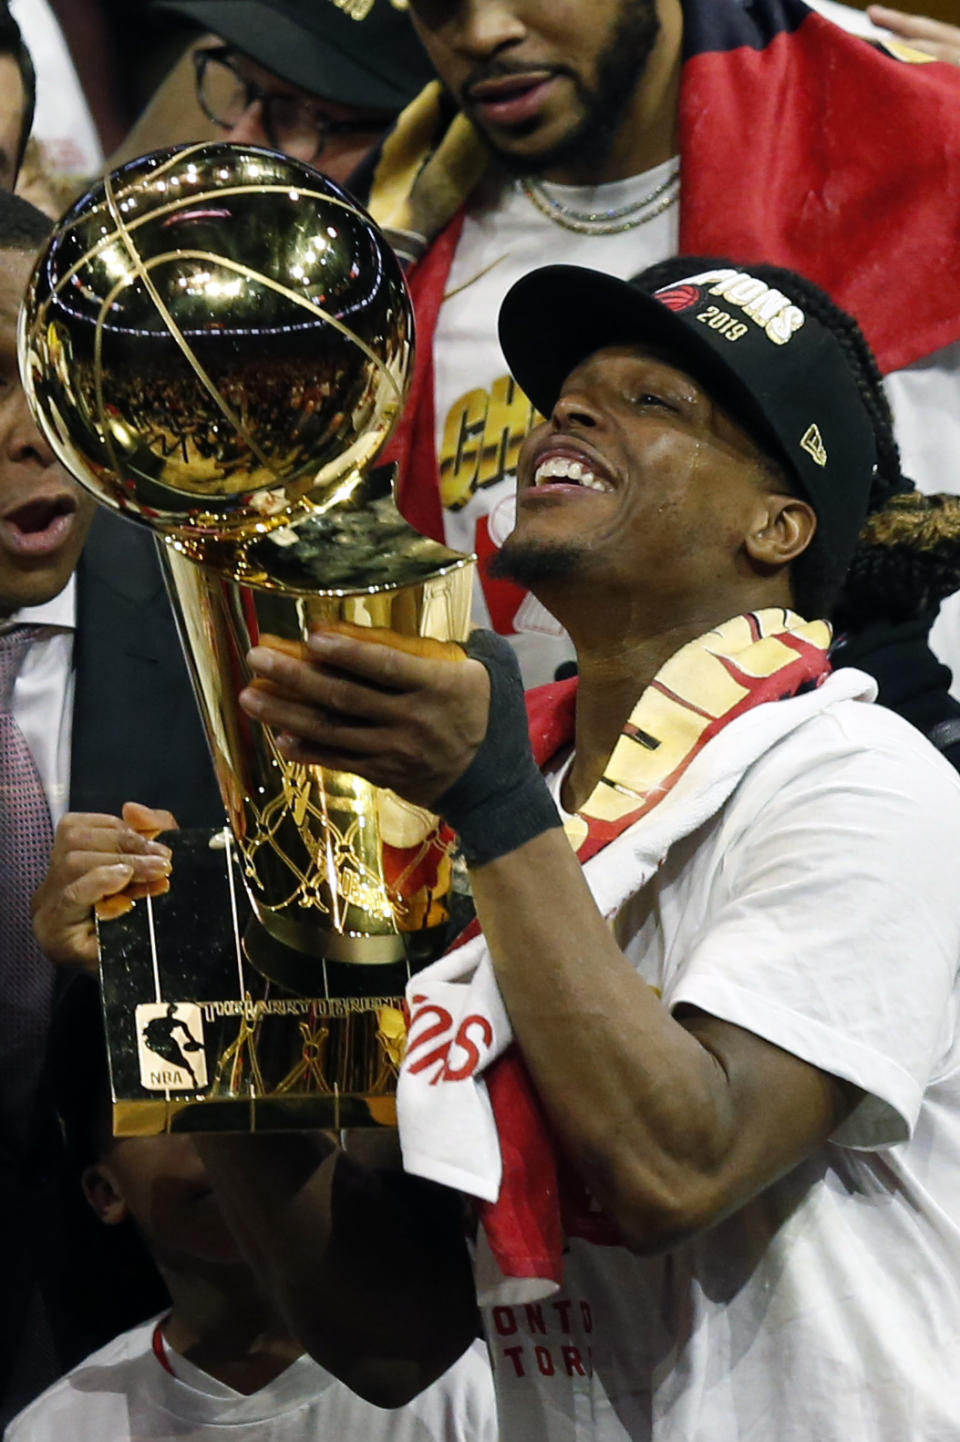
[745,494,818,570]
[81,1162,129,1227]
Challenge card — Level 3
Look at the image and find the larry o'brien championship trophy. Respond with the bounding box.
[19,143,475,1134]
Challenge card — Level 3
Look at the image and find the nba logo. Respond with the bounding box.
[135,1002,208,1092]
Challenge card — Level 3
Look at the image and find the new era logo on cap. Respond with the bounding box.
[801,424,828,467]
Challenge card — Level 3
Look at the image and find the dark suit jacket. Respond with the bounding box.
[3,510,226,1411]
[70,508,224,825]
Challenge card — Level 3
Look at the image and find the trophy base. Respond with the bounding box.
[114,1091,399,1136]
[98,828,469,1136]
[244,913,457,990]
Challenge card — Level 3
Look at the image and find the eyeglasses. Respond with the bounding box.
[192,45,390,165]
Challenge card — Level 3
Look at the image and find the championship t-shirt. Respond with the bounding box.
[482,699,960,1440]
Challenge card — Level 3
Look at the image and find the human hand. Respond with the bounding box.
[242,626,561,865]
[32,802,177,970]
[239,623,490,809]
[867,7,960,63]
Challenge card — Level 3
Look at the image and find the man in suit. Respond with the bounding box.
[0,189,221,1420]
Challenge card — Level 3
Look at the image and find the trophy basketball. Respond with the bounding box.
[19,142,475,1133]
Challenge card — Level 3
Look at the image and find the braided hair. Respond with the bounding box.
[632,256,960,625]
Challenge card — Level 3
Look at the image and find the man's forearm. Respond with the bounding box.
[197,1131,479,1406]
[470,830,852,1252]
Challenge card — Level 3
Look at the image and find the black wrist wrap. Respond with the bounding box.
[436,630,563,867]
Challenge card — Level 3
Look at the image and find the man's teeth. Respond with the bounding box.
[533,456,609,491]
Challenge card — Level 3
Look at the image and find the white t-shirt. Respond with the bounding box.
[5,1316,497,1442]
[433,168,960,693]
[483,699,960,1440]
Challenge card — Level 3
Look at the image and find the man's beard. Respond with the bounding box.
[467,0,661,177]
[488,535,587,590]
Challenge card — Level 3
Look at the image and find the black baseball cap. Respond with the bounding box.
[152,0,435,112]
[498,263,879,580]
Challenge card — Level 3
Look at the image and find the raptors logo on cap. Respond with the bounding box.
[654,283,703,313]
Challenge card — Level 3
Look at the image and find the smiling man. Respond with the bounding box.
[125,257,960,1441]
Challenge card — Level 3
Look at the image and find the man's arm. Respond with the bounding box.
[239,631,863,1252]
[468,832,859,1250]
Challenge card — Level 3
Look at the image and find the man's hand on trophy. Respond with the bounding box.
[239,623,491,808]
[32,802,175,969]
[242,626,563,866]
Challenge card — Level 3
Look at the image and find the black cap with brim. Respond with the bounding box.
[152,0,435,111]
[498,263,878,582]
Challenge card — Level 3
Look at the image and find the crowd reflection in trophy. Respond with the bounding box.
[74,360,343,482]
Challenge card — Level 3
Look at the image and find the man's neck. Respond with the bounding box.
[545,0,684,186]
[562,621,705,812]
[157,1257,303,1395]
[556,586,795,813]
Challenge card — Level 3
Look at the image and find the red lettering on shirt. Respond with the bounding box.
[562,1345,586,1377]
[535,1346,555,1377]
[503,1345,526,1377]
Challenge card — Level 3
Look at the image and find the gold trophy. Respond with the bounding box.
[19,142,474,1133]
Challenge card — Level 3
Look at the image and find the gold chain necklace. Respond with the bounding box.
[517,165,680,235]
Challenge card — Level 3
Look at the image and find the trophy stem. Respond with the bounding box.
[157,488,475,980]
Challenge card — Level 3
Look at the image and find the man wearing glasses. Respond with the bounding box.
[154,0,435,186]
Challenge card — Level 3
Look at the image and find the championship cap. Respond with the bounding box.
[151,0,435,112]
[498,263,879,581]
